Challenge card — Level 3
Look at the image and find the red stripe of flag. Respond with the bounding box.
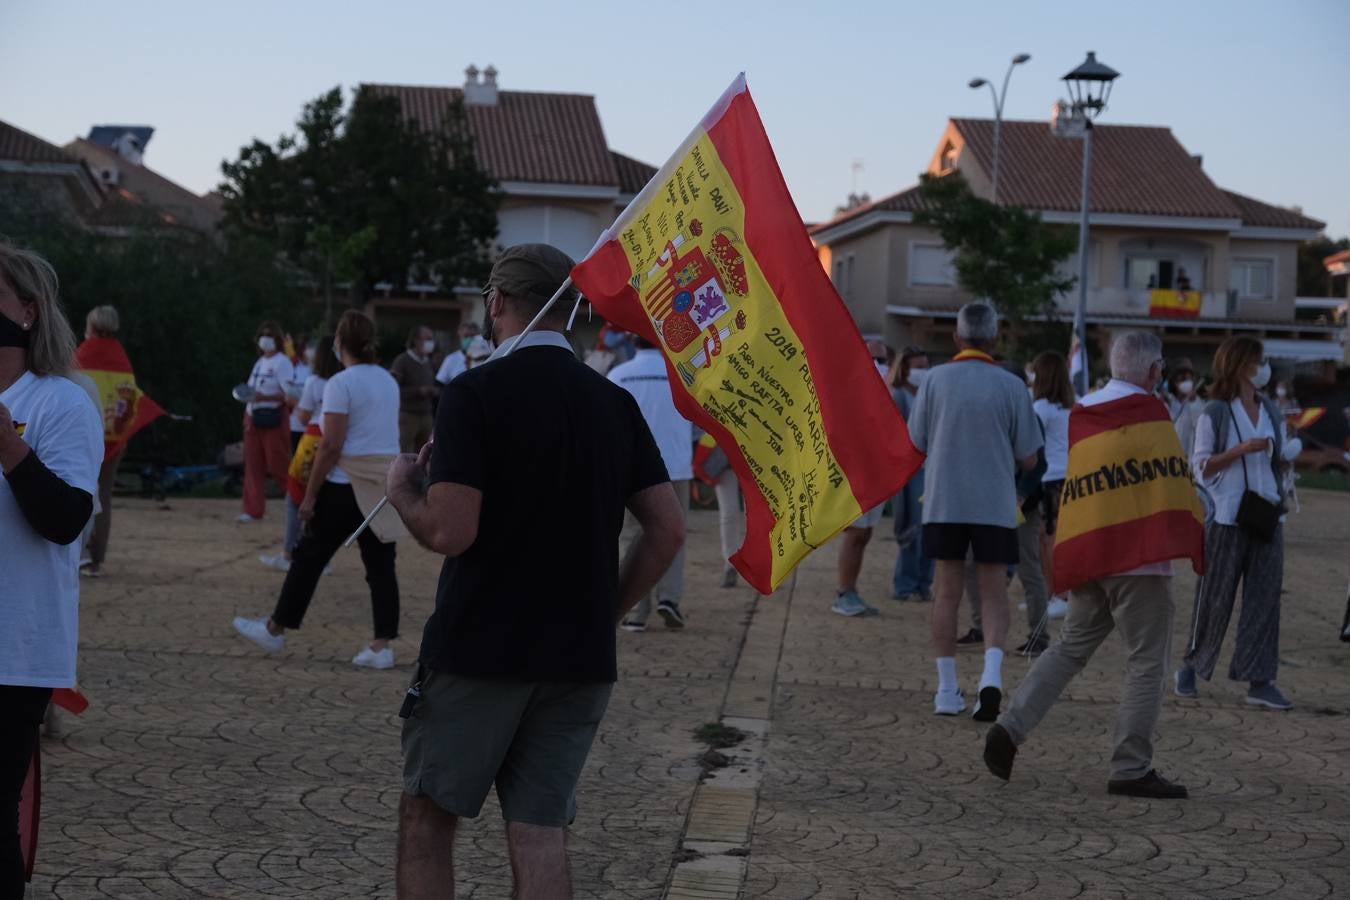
[1054,507,1205,594]
[1068,393,1172,445]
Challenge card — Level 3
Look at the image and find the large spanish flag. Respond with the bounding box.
[571,75,922,594]
[1054,393,1205,594]
[75,336,166,461]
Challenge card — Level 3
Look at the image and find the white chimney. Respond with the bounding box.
[464,63,499,106]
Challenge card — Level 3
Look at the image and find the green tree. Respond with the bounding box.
[913,172,1078,347]
[218,86,499,317]
[1297,235,1350,297]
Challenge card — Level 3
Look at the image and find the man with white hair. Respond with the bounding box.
[984,330,1190,799]
[907,302,1042,719]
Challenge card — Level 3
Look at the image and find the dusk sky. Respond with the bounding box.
[5,0,1348,240]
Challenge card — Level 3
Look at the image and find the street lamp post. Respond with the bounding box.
[968,53,1031,204]
[1054,51,1119,395]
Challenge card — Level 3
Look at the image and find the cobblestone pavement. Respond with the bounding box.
[29,490,1350,898]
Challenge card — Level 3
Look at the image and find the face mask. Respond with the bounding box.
[1275,386,1287,399]
[907,368,929,389]
[874,361,889,380]
[422,340,436,356]
[332,340,342,361]
[1025,370,1036,385]
[1250,361,1271,389]
[1177,379,1194,395]
[258,335,276,353]
[303,347,316,364]
[0,310,30,349]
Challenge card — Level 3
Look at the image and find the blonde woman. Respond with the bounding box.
[0,242,103,895]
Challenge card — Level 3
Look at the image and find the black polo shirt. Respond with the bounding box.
[417,339,670,683]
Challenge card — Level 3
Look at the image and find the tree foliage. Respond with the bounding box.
[914,172,1078,337]
[218,86,499,312]
[1,183,301,464]
[1297,234,1350,297]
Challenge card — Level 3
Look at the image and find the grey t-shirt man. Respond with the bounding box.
[907,357,1043,529]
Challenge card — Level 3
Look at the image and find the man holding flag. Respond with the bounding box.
[983,331,1205,800]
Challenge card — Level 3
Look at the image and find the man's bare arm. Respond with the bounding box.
[387,448,482,557]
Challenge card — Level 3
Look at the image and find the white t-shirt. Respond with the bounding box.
[296,374,328,425]
[1033,398,1072,482]
[608,348,693,481]
[436,351,467,385]
[1194,400,1290,526]
[0,371,104,687]
[288,361,312,431]
[246,352,294,414]
[320,364,400,484]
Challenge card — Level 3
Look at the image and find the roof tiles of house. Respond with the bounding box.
[807,185,932,233]
[0,120,80,165]
[367,84,621,188]
[952,118,1241,219]
[1220,189,1324,231]
[611,150,657,196]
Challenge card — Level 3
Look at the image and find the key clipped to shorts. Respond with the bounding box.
[399,665,426,719]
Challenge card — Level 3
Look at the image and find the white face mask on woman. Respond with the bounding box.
[1025,370,1036,386]
[258,335,277,353]
[421,339,436,356]
[1250,361,1272,389]
[1275,385,1287,399]
[907,368,929,389]
[1176,379,1195,396]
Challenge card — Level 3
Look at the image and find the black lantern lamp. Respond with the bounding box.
[1062,51,1119,117]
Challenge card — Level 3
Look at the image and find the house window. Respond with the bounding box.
[845,254,855,298]
[1232,257,1274,300]
[939,142,959,174]
[833,259,845,289]
[910,243,956,286]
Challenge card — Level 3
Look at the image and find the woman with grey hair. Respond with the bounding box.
[0,242,103,895]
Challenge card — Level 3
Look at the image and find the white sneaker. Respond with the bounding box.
[934,687,966,716]
[352,646,394,669]
[1047,597,1070,620]
[236,513,261,523]
[259,554,291,573]
[232,616,285,653]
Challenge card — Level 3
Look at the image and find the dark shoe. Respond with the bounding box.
[1016,637,1048,657]
[1246,681,1293,710]
[983,724,1017,781]
[1174,667,1198,698]
[657,601,685,629]
[720,567,738,588]
[620,619,646,633]
[956,627,984,645]
[972,685,1002,722]
[1107,769,1188,799]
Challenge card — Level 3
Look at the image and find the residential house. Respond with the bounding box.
[0,119,103,222]
[65,126,223,235]
[809,118,1340,374]
[365,65,655,330]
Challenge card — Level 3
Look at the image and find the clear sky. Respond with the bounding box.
[4,0,1348,238]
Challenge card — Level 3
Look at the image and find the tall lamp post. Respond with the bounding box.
[1054,51,1119,395]
[968,53,1031,204]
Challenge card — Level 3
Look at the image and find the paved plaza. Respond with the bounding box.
[28,489,1350,898]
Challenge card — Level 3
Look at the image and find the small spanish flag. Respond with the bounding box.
[1287,407,1326,431]
[1054,393,1206,594]
[1149,289,1202,319]
[75,336,166,461]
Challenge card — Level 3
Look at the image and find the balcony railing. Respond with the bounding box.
[1049,288,1235,319]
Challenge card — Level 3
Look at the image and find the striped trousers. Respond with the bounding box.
[1183,522,1284,683]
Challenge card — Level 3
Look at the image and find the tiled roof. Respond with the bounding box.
[367,84,620,187]
[0,119,80,165]
[951,118,1241,219]
[1221,190,1324,231]
[808,184,933,234]
[611,150,656,195]
[1325,249,1350,266]
[64,139,220,231]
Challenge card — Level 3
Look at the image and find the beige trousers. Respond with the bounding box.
[997,575,1174,780]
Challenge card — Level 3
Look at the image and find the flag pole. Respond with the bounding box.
[342,277,575,548]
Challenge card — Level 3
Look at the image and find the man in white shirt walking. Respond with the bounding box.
[610,337,692,631]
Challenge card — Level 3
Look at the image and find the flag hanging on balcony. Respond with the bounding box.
[570,74,922,594]
[1053,393,1206,594]
[75,336,166,460]
[1149,289,1202,319]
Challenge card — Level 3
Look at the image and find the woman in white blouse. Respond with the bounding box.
[1176,337,1301,710]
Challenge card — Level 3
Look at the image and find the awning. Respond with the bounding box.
[1262,338,1346,362]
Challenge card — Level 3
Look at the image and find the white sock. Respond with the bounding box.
[982,648,1004,690]
[936,656,958,693]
